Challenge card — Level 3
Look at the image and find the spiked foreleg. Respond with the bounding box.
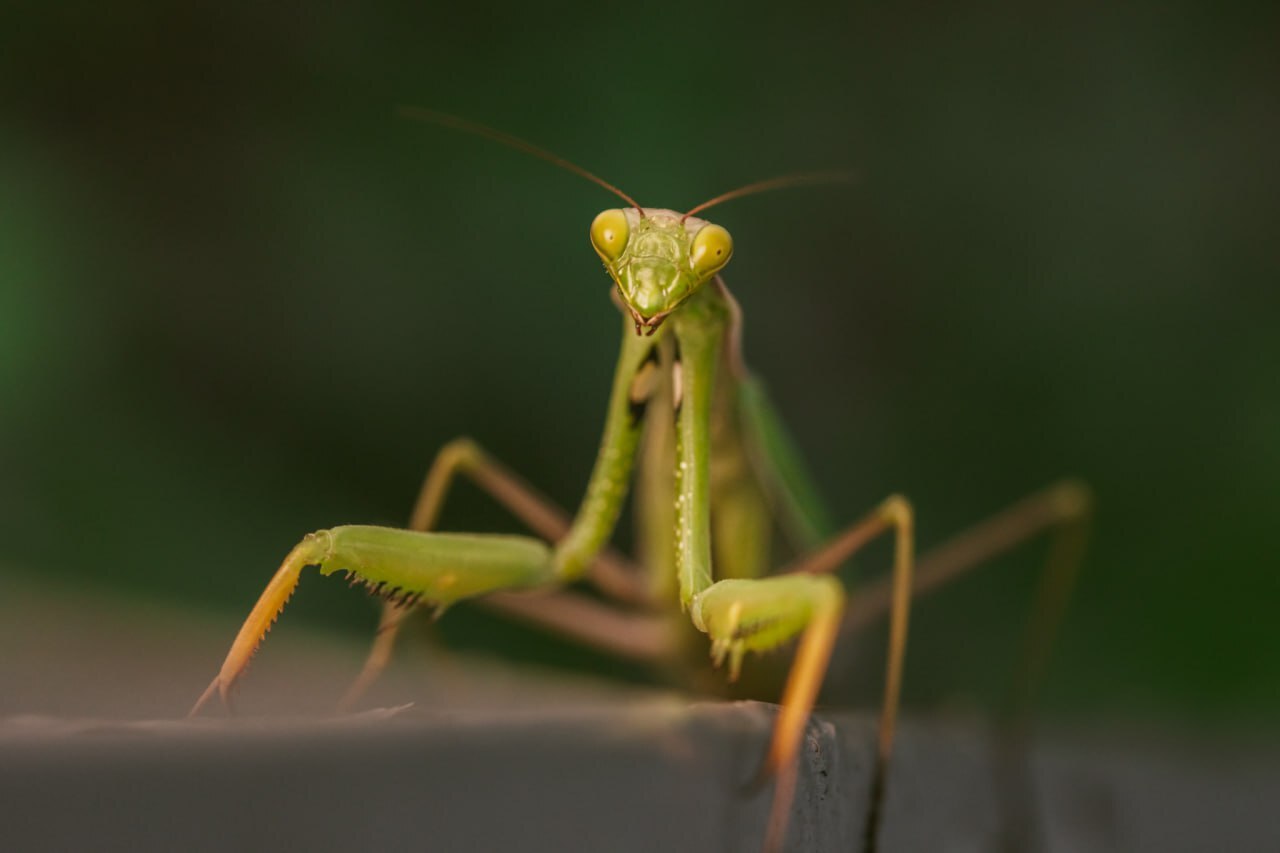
[671,289,851,853]
[190,525,552,714]
[691,575,845,851]
[691,574,845,751]
[195,317,661,716]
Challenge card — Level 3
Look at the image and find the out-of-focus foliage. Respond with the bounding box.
[1,3,1276,723]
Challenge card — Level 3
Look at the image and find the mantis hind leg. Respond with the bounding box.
[339,436,664,712]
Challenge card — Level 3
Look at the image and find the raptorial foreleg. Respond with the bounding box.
[190,525,553,714]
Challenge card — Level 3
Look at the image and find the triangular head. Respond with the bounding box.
[590,207,733,335]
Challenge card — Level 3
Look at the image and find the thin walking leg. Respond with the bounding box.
[790,479,1092,851]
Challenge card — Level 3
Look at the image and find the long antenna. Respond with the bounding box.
[398,107,643,213]
[683,170,857,220]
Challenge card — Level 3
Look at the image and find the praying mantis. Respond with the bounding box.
[190,109,1092,852]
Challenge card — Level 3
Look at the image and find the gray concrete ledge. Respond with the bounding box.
[2,574,1277,852]
[3,703,1279,853]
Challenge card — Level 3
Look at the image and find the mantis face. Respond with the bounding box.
[590,207,734,335]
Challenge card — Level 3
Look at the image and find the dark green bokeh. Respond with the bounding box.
[1,4,1276,724]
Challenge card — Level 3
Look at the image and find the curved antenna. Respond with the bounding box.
[398,107,643,214]
[683,170,857,220]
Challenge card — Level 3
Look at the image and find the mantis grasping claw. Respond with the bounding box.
[191,109,1091,853]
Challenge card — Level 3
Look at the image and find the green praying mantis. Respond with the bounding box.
[190,109,1092,852]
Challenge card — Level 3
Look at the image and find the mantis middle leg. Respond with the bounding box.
[824,480,1092,852]
[837,479,1092,713]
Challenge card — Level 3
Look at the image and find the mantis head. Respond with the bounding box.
[590,208,733,335]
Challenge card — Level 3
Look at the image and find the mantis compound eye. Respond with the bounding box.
[590,209,630,263]
[689,223,733,278]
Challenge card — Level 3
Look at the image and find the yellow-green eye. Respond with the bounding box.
[590,209,629,262]
[689,224,733,277]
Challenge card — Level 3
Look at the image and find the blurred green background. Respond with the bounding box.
[1,3,1276,724]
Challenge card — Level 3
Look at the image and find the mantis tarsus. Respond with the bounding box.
[191,109,1092,852]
